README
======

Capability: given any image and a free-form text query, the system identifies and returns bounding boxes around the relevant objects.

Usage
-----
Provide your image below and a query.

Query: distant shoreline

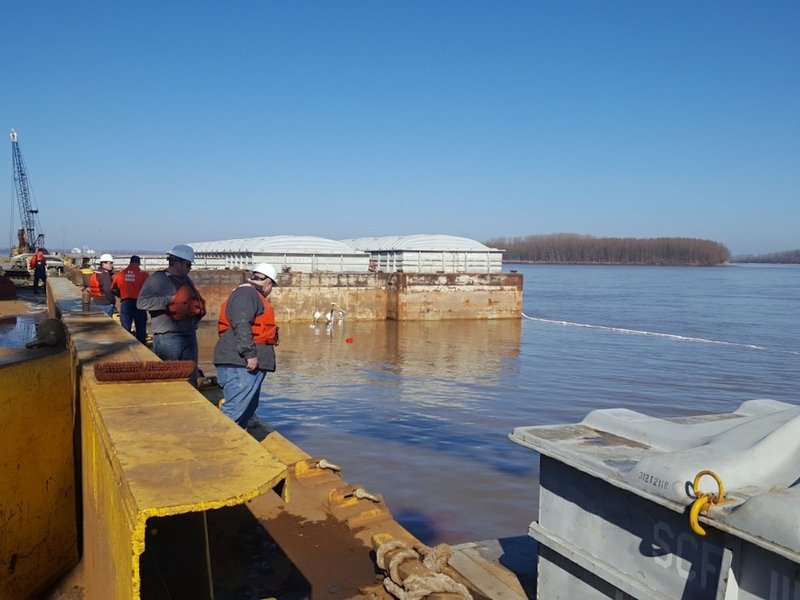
[502,260,731,267]
[504,260,798,266]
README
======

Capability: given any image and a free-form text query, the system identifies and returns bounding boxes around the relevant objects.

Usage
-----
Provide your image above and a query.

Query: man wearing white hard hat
[137,244,207,385]
[88,253,116,316]
[213,263,279,429]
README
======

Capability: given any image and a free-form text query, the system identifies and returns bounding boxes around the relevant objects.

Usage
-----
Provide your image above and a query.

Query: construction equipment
[10,129,45,255]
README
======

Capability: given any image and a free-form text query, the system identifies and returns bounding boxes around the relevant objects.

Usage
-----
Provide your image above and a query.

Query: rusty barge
[1,275,529,600]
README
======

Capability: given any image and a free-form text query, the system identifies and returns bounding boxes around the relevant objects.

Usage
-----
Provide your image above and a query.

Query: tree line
[732,249,800,264]
[484,234,731,266]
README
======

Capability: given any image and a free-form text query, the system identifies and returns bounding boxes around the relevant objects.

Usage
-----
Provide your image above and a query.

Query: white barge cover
[510,398,800,560]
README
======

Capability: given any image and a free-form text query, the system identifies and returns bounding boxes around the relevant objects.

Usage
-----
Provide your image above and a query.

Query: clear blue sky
[3,1,798,255]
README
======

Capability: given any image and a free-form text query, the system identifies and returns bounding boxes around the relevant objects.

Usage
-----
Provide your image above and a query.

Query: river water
[3,265,796,547]
[201,263,800,546]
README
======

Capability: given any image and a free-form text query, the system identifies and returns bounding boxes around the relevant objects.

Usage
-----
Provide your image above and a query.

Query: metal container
[509,399,800,599]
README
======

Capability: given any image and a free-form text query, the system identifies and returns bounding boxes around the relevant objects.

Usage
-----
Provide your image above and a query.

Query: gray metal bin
[509,399,800,600]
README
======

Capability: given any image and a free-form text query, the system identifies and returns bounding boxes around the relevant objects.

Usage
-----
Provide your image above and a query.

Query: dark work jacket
[213,283,276,371]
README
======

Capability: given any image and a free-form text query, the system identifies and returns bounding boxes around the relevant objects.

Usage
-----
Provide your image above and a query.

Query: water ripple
[521,312,800,354]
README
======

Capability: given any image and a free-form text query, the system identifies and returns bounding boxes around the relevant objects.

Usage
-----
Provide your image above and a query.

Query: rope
[375,539,473,600]
[420,543,452,572]
[388,549,419,584]
[383,573,472,600]
[376,539,408,570]
[202,511,215,600]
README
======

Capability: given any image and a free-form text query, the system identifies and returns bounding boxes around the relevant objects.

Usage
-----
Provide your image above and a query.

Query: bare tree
[486,234,731,266]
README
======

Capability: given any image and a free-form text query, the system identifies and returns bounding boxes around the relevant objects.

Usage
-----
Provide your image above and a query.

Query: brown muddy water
[197,318,539,547]
[0,292,540,547]
[194,263,800,548]
[8,263,794,551]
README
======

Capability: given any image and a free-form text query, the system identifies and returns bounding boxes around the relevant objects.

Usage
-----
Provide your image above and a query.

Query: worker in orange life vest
[88,254,116,316]
[213,262,279,429]
[29,248,47,295]
[112,255,149,343]
[136,244,206,386]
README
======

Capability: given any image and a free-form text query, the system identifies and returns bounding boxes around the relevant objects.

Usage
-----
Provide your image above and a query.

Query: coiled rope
[375,539,473,600]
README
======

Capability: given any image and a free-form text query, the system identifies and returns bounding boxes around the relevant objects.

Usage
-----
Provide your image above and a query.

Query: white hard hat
[167,244,195,263]
[251,263,278,285]
[100,253,114,262]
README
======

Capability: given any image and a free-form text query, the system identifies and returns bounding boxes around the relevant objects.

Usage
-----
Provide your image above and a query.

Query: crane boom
[10,129,45,255]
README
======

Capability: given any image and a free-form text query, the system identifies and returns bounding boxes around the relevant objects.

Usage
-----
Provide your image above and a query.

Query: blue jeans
[153,333,198,386]
[97,303,114,316]
[216,366,266,427]
[120,299,148,343]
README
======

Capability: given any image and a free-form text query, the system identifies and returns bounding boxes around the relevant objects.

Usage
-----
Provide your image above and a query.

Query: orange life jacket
[217,285,278,344]
[113,265,148,300]
[29,252,46,270]
[168,283,206,321]
[88,271,107,298]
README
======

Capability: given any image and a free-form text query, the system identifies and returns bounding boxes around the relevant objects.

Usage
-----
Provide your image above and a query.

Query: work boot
[245,416,274,442]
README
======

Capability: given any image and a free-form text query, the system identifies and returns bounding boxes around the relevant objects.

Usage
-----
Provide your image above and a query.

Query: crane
[10,129,45,255]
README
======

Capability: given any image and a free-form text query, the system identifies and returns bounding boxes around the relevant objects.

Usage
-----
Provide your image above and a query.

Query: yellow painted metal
[80,379,287,598]
[0,348,78,599]
[46,278,288,599]
[260,430,313,468]
[29,277,523,599]
[689,470,726,536]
